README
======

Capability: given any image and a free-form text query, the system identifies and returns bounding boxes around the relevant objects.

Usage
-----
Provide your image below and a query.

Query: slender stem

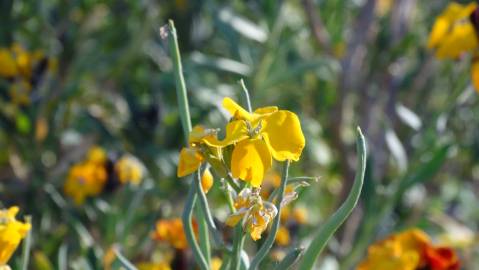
[196,169,224,247]
[231,225,246,270]
[249,160,290,270]
[21,216,32,270]
[298,127,367,270]
[167,19,211,267]
[239,79,253,113]
[182,181,209,270]
[225,174,242,193]
[168,20,192,140]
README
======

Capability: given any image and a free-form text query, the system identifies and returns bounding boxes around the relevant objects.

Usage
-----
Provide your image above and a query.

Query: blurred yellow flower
[0,206,31,268]
[115,155,143,185]
[205,97,305,187]
[0,48,18,77]
[86,146,107,164]
[151,218,195,250]
[428,2,478,59]
[211,257,222,270]
[275,226,290,246]
[292,206,308,225]
[177,125,218,177]
[136,262,171,270]
[225,188,277,241]
[63,160,107,204]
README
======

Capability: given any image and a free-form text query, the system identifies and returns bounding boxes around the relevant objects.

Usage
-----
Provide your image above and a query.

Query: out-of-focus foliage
[0,0,478,269]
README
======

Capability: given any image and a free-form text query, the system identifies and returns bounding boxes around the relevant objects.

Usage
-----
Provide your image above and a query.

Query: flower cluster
[0,206,31,270]
[64,146,144,204]
[177,97,306,240]
[357,229,460,270]
[0,44,55,105]
[428,2,479,92]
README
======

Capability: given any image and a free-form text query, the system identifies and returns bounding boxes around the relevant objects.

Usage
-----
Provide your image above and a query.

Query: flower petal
[177,148,203,177]
[231,139,272,187]
[222,97,252,121]
[253,106,278,115]
[203,120,249,147]
[262,110,305,161]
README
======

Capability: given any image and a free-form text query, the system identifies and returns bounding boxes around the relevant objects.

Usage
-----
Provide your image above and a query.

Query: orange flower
[151,218,196,250]
[424,246,460,270]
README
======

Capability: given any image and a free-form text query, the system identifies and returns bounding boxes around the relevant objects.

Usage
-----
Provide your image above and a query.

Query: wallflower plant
[155,20,368,270]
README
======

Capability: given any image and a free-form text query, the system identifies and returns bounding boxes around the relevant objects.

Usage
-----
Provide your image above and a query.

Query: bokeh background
[0,0,478,269]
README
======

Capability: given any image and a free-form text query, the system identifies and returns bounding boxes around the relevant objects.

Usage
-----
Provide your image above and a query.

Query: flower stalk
[167,19,211,269]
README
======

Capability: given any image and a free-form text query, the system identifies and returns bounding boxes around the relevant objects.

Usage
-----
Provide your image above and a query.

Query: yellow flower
[151,218,195,250]
[275,226,290,246]
[137,262,172,270]
[115,155,143,185]
[201,168,214,193]
[211,257,222,270]
[0,48,18,77]
[205,98,305,187]
[0,206,31,268]
[177,125,218,177]
[63,161,107,204]
[225,188,278,241]
[86,146,107,164]
[428,2,478,59]
[292,206,308,225]
[357,229,430,270]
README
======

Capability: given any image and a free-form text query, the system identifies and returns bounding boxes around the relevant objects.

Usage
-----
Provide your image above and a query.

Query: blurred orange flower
[151,218,196,250]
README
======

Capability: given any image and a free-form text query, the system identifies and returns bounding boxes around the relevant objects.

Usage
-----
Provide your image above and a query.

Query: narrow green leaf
[277,248,304,270]
[298,127,367,270]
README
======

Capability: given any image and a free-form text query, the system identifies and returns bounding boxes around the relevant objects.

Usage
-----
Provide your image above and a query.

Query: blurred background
[0,0,478,269]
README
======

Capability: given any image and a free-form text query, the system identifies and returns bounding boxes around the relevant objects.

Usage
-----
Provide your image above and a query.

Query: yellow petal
[253,106,278,115]
[222,97,252,121]
[177,148,203,177]
[0,49,18,77]
[225,211,246,227]
[231,139,272,187]
[435,22,478,59]
[203,120,249,147]
[262,110,305,161]
[189,125,217,145]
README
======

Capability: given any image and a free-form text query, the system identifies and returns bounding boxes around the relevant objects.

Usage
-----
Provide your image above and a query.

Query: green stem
[21,216,32,270]
[182,181,209,270]
[239,79,253,113]
[167,19,211,267]
[231,225,246,270]
[248,160,290,270]
[298,127,367,270]
[168,20,192,139]
[196,168,224,247]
